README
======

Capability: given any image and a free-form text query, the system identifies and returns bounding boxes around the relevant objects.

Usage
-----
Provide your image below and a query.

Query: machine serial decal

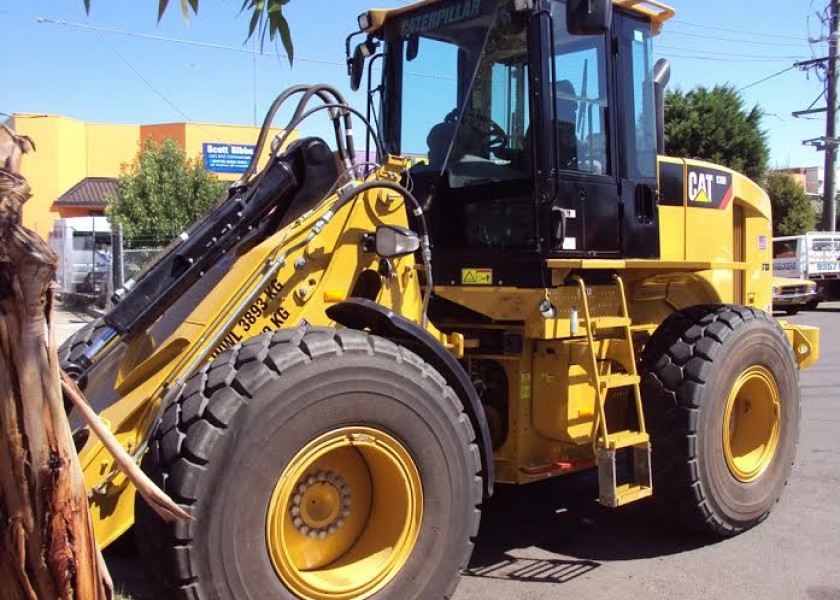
[461,268,493,285]
[687,166,733,210]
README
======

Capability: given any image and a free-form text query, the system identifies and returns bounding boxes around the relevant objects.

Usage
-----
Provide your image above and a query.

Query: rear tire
[784,307,800,316]
[135,327,482,600]
[640,305,800,536]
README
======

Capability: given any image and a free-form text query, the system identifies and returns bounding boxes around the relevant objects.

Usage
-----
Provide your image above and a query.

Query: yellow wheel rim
[722,366,781,482]
[266,427,423,600]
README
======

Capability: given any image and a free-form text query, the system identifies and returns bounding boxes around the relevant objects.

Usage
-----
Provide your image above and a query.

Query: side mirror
[406,35,419,62]
[566,0,612,35]
[349,37,380,92]
[375,225,420,258]
[350,43,366,91]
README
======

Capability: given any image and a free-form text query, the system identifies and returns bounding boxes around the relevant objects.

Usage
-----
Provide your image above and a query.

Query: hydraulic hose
[331,180,433,327]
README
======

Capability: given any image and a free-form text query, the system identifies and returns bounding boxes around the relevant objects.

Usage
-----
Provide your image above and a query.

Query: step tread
[603,429,649,449]
[606,483,653,507]
[602,373,641,389]
[589,316,632,329]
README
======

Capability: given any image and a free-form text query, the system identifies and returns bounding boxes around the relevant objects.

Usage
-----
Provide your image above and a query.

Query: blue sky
[0,0,831,169]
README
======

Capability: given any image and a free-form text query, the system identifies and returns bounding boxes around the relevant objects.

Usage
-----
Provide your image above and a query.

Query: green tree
[665,85,770,182]
[107,137,225,244]
[82,0,295,63]
[765,171,818,236]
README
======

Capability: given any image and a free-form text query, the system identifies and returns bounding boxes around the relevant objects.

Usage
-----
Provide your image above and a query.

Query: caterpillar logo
[688,172,714,203]
[400,0,483,38]
[687,167,733,210]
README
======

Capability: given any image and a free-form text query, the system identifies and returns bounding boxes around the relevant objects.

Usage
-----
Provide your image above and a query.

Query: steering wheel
[444,109,509,156]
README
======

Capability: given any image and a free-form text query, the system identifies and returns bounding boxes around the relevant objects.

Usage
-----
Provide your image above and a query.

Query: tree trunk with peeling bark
[0,134,112,600]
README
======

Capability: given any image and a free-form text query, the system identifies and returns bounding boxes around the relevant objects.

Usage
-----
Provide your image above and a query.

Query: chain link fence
[50,220,169,310]
[122,247,164,282]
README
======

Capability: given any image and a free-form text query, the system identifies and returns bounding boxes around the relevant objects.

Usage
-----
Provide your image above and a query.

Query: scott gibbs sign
[202,143,255,174]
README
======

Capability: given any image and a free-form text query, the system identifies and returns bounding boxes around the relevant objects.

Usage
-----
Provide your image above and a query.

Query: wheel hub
[291,471,351,538]
[266,427,423,600]
[723,365,781,482]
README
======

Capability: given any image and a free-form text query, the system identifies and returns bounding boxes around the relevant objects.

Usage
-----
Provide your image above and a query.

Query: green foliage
[765,171,818,236]
[82,1,294,65]
[665,85,770,182]
[107,137,225,245]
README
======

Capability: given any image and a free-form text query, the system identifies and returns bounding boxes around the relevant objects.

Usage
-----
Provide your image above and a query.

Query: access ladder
[572,274,652,507]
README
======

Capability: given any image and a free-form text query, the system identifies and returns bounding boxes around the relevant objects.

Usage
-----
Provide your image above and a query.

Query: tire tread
[641,304,799,537]
[136,327,482,599]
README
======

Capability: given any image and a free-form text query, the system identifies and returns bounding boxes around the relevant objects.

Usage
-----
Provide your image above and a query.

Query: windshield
[382,0,531,189]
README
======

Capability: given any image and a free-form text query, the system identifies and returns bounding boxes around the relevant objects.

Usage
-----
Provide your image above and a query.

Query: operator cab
[356,0,669,287]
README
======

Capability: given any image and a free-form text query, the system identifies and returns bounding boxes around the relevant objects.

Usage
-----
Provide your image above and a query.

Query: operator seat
[425,110,484,169]
[554,79,579,170]
[520,79,579,172]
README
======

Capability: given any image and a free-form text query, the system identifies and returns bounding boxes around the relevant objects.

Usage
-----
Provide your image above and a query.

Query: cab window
[550,1,610,175]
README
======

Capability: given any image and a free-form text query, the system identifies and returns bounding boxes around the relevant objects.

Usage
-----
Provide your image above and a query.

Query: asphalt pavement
[70,304,838,600]
[455,305,840,600]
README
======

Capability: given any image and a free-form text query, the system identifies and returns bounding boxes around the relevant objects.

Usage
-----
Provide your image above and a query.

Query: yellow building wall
[8,113,295,238]
[13,114,88,237]
[86,123,140,177]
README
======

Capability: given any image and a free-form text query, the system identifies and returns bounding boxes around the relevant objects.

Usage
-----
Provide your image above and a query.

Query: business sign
[202,143,255,174]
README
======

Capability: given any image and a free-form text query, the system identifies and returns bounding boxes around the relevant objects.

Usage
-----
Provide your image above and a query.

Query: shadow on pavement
[468,469,716,583]
[105,537,155,600]
[466,554,600,584]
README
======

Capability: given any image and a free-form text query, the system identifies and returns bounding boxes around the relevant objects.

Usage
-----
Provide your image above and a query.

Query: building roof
[54,177,118,208]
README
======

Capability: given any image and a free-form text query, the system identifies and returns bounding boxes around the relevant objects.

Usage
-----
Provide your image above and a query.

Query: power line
[35,17,346,68]
[657,52,805,64]
[35,15,457,82]
[737,65,797,92]
[658,44,807,61]
[107,43,215,136]
[672,20,806,41]
[665,29,812,48]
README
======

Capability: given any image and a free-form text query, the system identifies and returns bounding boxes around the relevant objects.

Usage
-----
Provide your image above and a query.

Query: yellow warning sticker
[461,268,493,285]
[520,372,532,399]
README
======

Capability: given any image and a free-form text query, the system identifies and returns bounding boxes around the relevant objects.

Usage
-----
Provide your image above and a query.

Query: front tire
[136,327,482,600]
[640,305,800,536]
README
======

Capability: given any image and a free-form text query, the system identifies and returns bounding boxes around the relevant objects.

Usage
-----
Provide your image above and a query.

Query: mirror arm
[345,30,365,76]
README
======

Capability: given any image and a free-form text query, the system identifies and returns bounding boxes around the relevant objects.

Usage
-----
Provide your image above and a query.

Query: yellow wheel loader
[60,0,820,598]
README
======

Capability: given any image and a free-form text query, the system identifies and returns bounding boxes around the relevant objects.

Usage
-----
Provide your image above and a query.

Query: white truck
[773,231,840,309]
[48,216,112,298]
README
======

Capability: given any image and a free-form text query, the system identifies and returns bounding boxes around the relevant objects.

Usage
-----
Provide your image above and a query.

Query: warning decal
[687,166,733,210]
[461,268,493,285]
[520,372,532,399]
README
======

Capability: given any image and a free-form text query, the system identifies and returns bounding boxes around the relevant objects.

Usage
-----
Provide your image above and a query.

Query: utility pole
[823,0,839,231]
[796,0,840,231]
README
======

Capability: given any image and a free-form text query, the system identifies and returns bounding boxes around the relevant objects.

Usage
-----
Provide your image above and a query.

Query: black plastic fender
[326,297,494,498]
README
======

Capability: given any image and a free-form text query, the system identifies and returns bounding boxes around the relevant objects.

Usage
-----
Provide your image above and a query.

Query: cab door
[542,0,620,256]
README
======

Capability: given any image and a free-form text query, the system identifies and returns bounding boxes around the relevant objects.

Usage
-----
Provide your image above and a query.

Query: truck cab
[773,231,840,306]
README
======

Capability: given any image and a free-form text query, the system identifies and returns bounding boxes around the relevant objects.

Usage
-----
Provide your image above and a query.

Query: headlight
[807,282,817,292]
